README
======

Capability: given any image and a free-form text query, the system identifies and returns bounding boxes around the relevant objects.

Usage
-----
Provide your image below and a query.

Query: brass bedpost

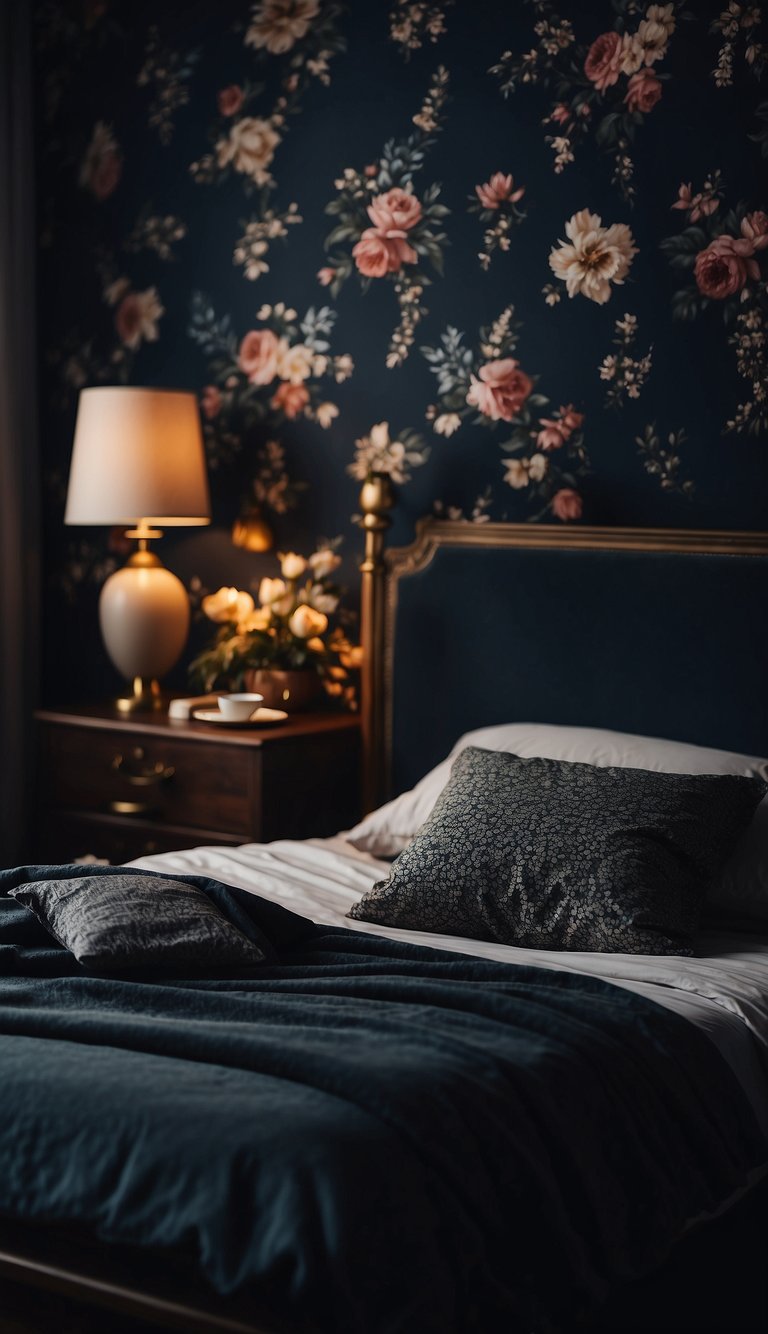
[359,473,395,814]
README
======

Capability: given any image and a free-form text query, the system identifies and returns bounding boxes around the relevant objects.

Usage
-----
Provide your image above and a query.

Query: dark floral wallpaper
[34,0,768,702]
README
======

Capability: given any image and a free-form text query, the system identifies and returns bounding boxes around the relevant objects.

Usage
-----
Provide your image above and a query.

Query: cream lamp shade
[65,386,210,527]
[65,386,211,712]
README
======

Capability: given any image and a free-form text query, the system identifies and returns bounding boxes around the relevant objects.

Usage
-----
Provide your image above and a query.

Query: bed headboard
[358,477,768,811]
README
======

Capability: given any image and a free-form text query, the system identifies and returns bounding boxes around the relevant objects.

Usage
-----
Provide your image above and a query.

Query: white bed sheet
[131,836,768,1139]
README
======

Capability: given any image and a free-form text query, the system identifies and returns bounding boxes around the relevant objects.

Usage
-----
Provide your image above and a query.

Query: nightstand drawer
[42,725,255,836]
[38,812,244,864]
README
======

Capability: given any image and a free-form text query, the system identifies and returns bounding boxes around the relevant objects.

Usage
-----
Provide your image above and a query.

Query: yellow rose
[279,551,308,580]
[202,587,254,624]
[258,576,287,606]
[238,608,271,633]
[289,605,328,639]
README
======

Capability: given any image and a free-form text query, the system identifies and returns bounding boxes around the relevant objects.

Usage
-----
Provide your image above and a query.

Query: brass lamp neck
[126,547,163,570]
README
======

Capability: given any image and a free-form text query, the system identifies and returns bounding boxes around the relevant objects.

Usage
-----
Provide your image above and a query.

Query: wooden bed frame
[2,487,768,1332]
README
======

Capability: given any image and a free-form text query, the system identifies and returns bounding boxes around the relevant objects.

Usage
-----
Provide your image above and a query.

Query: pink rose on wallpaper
[584,31,623,91]
[475,172,525,210]
[741,211,768,250]
[558,405,584,434]
[352,228,416,278]
[238,328,280,384]
[218,85,244,117]
[536,420,567,451]
[367,188,422,232]
[271,382,310,418]
[694,235,760,299]
[201,385,222,419]
[317,267,335,286]
[552,488,583,522]
[624,69,662,114]
[672,182,719,222]
[466,358,533,422]
[79,121,122,201]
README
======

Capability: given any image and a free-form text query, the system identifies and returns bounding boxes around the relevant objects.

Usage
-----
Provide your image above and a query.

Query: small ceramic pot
[243,669,322,713]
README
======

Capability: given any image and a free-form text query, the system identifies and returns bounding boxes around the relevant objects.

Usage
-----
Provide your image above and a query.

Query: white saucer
[192,707,289,727]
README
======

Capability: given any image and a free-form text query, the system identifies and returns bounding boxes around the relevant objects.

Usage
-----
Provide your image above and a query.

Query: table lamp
[65,386,211,712]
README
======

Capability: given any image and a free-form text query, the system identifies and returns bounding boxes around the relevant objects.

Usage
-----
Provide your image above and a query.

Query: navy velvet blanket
[1,863,765,1334]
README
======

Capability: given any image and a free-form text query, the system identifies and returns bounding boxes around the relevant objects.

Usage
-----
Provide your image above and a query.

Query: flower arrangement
[189,546,360,705]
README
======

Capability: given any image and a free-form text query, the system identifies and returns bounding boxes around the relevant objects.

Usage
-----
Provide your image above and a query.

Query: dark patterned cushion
[9,874,265,973]
[348,748,767,956]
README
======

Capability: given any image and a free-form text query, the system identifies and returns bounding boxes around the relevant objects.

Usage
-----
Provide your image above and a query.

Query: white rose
[307,585,339,614]
[215,117,280,185]
[309,548,341,579]
[315,401,339,429]
[258,576,288,606]
[434,413,462,437]
[275,339,314,384]
[238,608,271,633]
[289,605,328,639]
[528,452,548,481]
[501,458,530,490]
[280,552,308,580]
[202,587,255,623]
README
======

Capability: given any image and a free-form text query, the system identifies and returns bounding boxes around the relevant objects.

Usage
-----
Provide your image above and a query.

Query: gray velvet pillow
[9,874,265,973]
[348,747,767,956]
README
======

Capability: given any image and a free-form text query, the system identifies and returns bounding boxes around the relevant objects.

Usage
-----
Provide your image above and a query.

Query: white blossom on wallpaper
[549,209,638,303]
[599,314,653,408]
[321,65,450,367]
[710,4,765,85]
[348,422,430,485]
[389,1,454,58]
[138,24,199,145]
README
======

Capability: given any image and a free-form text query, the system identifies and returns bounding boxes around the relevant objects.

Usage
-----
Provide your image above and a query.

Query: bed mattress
[132,835,768,1140]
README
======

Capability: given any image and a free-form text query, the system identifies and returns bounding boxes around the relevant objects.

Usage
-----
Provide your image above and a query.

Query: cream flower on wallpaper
[245,0,320,55]
[215,117,280,185]
[549,209,637,304]
[347,421,429,486]
[275,339,314,383]
[114,287,164,349]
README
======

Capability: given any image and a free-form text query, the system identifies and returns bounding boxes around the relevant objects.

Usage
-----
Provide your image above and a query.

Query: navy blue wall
[34,0,768,702]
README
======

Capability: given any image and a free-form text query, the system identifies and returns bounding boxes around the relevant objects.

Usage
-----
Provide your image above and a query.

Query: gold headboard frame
[358,476,768,813]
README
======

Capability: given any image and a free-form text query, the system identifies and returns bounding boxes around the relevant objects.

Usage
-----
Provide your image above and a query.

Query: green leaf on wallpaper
[325,224,358,247]
[670,289,702,321]
[594,112,623,148]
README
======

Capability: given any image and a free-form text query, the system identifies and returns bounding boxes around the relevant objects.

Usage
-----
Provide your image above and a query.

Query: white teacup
[217,692,264,722]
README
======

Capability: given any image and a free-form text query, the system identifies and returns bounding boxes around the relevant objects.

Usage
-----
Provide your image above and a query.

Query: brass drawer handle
[108,799,153,817]
[111,748,175,787]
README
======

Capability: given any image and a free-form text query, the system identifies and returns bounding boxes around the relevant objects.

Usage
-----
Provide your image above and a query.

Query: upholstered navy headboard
[370,522,768,801]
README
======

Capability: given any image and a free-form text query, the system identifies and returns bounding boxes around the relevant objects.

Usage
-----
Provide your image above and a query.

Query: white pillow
[347,720,768,857]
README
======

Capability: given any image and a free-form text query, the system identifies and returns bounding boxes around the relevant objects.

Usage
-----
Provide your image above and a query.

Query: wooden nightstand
[33,705,361,864]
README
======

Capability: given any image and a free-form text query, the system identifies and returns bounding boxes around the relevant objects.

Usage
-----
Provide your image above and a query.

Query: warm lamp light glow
[232,507,274,552]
